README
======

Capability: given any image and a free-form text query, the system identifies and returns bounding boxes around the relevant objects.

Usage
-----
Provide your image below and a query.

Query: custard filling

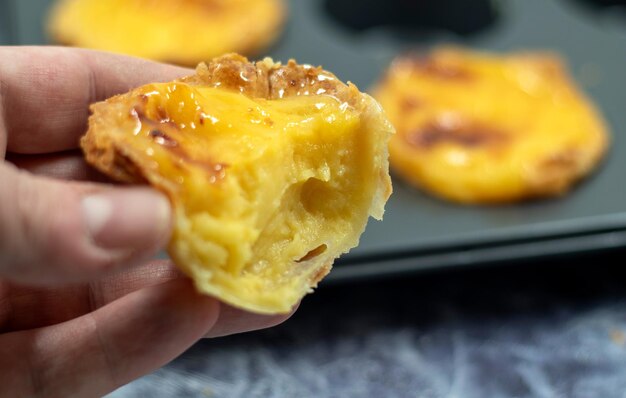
[107,83,376,311]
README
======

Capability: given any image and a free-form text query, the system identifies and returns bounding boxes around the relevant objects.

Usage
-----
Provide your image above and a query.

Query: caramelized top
[84,54,367,192]
[115,82,359,205]
[184,55,359,104]
[405,114,508,149]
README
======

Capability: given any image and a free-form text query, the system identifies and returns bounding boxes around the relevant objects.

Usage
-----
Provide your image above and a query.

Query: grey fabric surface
[110,251,626,398]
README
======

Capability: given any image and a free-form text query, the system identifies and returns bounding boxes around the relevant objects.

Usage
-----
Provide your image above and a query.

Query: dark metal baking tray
[3,0,626,280]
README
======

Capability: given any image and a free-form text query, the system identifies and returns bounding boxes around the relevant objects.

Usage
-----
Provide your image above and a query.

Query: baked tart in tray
[48,0,286,65]
[375,47,609,204]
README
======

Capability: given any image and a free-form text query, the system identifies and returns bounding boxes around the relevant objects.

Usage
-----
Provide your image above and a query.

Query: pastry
[48,0,286,65]
[81,54,394,314]
[374,47,609,204]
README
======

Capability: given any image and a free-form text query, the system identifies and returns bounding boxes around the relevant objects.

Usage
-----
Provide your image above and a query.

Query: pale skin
[0,47,294,397]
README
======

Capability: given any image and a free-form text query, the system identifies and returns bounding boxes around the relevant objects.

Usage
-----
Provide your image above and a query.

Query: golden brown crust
[81,129,146,184]
[308,260,333,286]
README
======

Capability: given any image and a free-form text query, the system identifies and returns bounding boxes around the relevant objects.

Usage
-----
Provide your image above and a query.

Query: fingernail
[82,188,172,250]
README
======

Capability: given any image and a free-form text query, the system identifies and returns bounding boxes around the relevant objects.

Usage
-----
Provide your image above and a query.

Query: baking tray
[3,0,626,281]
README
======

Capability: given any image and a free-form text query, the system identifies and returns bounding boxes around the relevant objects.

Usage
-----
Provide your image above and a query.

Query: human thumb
[0,163,172,285]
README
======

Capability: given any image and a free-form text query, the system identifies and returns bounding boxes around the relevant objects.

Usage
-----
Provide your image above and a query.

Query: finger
[206,302,298,338]
[0,260,180,332]
[0,163,172,285]
[6,151,111,182]
[0,279,220,398]
[0,46,191,155]
[2,258,296,337]
[1,258,295,337]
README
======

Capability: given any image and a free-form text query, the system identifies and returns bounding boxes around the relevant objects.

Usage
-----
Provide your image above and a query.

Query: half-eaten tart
[81,54,394,314]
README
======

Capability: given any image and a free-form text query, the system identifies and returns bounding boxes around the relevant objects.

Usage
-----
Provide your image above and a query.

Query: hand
[0,47,293,397]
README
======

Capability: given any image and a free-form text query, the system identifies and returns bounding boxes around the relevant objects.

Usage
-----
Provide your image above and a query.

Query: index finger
[0,46,191,155]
